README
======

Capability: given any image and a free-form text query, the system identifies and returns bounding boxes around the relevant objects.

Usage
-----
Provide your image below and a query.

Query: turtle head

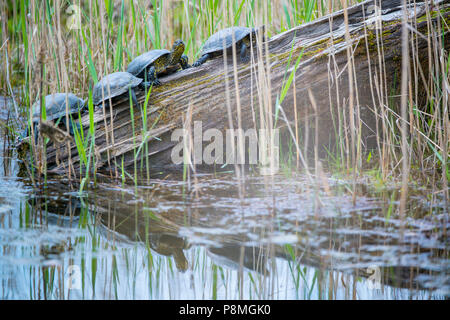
[252,25,266,42]
[170,39,185,65]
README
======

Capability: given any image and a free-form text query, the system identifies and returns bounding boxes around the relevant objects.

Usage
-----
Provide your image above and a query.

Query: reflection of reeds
[6,162,444,300]
[16,180,446,299]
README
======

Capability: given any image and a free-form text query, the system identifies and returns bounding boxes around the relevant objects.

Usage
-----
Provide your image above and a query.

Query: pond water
[0,99,448,299]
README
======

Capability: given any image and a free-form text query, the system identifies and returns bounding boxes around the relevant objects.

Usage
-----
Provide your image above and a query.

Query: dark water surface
[0,98,448,299]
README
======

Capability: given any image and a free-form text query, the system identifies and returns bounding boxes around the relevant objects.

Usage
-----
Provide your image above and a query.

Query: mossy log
[43,0,449,176]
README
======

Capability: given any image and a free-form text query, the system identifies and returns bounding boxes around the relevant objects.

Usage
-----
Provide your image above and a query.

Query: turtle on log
[16,92,84,153]
[93,72,151,109]
[32,93,85,133]
[127,39,190,86]
[192,26,264,67]
[28,93,85,139]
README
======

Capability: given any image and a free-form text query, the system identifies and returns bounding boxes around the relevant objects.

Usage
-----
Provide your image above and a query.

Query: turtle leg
[59,117,76,136]
[140,81,153,90]
[129,87,140,109]
[66,118,81,136]
[192,54,209,67]
[147,66,161,87]
[72,122,81,136]
[240,41,250,63]
[33,122,39,145]
[60,117,68,134]
[180,54,191,69]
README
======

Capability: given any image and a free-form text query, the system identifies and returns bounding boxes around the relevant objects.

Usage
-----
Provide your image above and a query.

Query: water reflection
[0,97,448,299]
[0,172,445,299]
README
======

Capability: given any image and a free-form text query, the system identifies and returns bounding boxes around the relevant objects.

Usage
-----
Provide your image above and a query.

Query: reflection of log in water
[28,184,191,272]
[30,179,448,292]
[37,0,450,175]
[100,210,191,272]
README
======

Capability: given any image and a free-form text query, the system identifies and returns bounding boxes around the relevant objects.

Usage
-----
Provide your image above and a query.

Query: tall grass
[1,0,357,105]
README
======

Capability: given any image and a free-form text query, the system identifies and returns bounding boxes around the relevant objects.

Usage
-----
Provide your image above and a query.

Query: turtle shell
[93,72,142,106]
[126,49,171,77]
[200,27,253,55]
[32,93,85,123]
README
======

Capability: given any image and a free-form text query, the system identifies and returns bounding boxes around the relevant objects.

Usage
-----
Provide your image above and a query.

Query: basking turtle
[93,72,150,109]
[192,27,259,67]
[192,26,264,67]
[27,93,85,139]
[16,93,84,152]
[32,93,85,125]
[127,39,190,86]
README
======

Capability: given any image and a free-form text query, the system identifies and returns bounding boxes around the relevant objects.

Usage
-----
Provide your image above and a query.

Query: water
[0,98,448,299]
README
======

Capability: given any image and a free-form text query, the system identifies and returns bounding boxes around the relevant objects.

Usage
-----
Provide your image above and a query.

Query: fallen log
[41,0,449,177]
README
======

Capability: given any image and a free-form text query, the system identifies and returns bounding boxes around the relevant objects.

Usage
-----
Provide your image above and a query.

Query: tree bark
[42,0,449,176]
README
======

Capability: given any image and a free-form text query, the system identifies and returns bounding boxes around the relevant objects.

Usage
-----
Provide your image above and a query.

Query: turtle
[23,93,86,143]
[192,26,264,67]
[126,39,190,86]
[93,71,150,109]
[32,93,85,126]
